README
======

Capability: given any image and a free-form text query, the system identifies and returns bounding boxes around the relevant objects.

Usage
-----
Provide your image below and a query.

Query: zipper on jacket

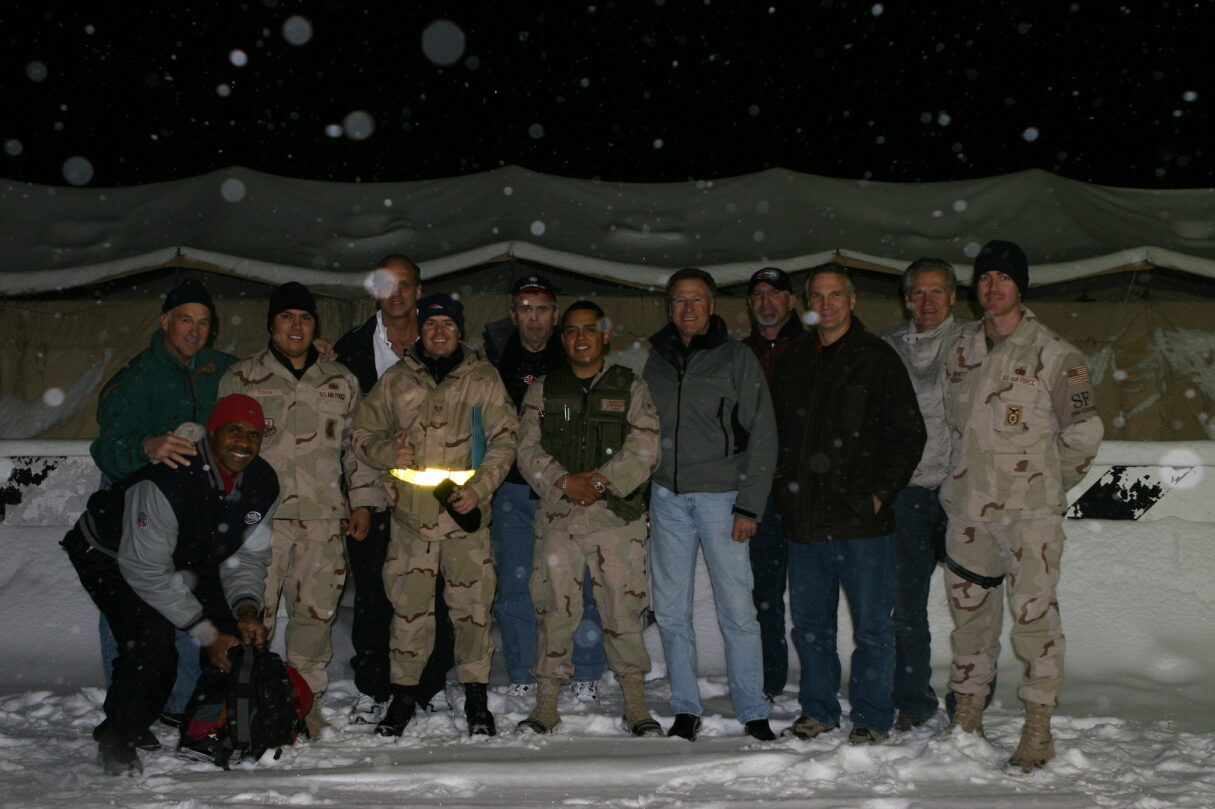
[673,361,686,494]
[185,365,199,422]
[716,398,729,458]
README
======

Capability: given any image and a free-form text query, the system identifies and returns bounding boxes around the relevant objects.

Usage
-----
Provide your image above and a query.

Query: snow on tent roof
[3,165,1215,295]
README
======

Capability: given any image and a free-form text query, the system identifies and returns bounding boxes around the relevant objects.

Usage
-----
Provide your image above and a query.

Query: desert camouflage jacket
[351,342,518,541]
[219,348,382,520]
[940,306,1104,522]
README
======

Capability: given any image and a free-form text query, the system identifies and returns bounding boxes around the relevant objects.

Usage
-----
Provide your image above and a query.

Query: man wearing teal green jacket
[89,278,238,735]
[91,279,238,482]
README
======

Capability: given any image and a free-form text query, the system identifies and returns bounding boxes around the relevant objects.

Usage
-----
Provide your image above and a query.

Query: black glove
[433,478,481,533]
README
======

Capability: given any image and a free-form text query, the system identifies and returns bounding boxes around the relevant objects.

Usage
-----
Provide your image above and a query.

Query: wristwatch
[591,476,607,494]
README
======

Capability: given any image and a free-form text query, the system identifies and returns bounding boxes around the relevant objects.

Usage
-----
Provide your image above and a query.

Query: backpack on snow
[181,644,312,769]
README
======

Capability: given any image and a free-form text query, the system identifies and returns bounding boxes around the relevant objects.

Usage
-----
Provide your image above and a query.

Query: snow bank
[3,440,1215,806]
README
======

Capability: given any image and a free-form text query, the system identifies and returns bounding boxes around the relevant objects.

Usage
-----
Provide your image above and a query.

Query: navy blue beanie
[416,293,465,335]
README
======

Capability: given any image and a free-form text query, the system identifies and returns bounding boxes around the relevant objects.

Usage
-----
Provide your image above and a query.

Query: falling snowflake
[282,16,313,46]
[421,19,466,66]
[62,156,94,186]
[220,178,246,202]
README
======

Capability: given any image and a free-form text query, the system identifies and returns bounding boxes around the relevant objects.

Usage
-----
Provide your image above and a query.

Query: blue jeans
[749,494,789,698]
[892,487,942,719]
[788,534,896,733]
[649,484,769,724]
[100,614,199,714]
[490,481,605,684]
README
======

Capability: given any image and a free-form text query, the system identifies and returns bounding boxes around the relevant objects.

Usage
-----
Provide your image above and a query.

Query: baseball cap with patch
[510,274,559,300]
[747,266,793,295]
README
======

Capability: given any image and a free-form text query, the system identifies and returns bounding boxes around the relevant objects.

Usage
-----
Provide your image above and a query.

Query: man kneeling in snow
[62,394,280,775]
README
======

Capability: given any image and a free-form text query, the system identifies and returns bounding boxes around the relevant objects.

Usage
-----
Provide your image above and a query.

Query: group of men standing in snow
[64,239,1102,777]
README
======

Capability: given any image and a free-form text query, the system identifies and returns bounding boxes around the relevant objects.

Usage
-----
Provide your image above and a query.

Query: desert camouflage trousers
[530,518,651,682]
[944,516,1066,706]
[385,527,496,685]
[264,518,347,695]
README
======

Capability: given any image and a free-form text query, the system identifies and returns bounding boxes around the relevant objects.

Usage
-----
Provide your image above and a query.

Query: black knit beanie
[973,240,1029,296]
[162,279,216,316]
[267,281,318,331]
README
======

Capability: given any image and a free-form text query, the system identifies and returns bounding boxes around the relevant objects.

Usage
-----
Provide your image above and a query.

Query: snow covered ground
[2,444,1214,807]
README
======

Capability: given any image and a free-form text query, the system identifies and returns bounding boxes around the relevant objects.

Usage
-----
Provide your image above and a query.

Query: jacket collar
[812,315,867,352]
[650,313,730,354]
[901,314,956,343]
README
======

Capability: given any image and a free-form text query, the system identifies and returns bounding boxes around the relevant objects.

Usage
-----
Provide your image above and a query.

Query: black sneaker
[176,733,221,764]
[97,738,141,776]
[134,727,161,751]
[744,719,776,741]
[375,685,417,737]
[666,713,701,741]
[463,682,497,737]
[158,711,186,729]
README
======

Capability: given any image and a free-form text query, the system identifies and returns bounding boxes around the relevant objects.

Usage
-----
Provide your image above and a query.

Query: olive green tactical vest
[540,363,646,522]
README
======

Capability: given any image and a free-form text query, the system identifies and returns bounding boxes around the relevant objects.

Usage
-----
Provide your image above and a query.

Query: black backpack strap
[226,645,258,751]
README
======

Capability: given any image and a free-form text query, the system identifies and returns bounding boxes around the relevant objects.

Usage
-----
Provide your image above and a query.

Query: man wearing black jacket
[772,263,926,745]
[62,394,279,775]
[334,254,455,722]
[741,266,804,702]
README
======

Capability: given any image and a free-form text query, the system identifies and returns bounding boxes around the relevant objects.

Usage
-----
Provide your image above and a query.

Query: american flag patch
[136,510,147,528]
[1067,366,1090,385]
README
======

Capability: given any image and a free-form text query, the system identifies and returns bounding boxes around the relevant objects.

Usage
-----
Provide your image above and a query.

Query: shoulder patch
[1067,366,1090,385]
[244,511,263,525]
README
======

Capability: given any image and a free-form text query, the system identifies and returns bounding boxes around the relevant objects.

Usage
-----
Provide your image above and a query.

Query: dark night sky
[3,1,1213,189]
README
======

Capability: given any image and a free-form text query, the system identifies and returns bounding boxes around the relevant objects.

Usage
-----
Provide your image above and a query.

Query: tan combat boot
[1009,702,1055,772]
[618,671,662,737]
[304,698,328,738]
[948,692,986,736]
[517,677,562,734]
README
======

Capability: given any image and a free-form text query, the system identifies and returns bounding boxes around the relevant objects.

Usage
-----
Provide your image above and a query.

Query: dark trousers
[345,510,455,703]
[63,529,232,748]
[748,494,789,698]
[892,486,943,719]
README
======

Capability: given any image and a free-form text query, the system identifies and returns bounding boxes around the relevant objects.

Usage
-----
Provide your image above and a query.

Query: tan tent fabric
[2,270,1210,441]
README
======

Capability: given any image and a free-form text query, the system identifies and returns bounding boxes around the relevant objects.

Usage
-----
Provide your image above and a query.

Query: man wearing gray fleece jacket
[879,258,969,731]
[643,268,778,743]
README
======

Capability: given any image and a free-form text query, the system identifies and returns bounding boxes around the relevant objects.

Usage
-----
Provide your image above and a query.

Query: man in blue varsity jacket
[62,394,280,776]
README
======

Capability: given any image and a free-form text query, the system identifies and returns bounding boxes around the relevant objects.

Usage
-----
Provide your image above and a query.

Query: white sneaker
[506,682,537,697]
[570,680,599,703]
[349,693,386,724]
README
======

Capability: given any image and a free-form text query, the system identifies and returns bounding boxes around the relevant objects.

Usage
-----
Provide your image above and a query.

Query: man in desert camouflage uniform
[515,301,662,736]
[218,282,381,734]
[940,240,1103,771]
[352,293,518,738]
